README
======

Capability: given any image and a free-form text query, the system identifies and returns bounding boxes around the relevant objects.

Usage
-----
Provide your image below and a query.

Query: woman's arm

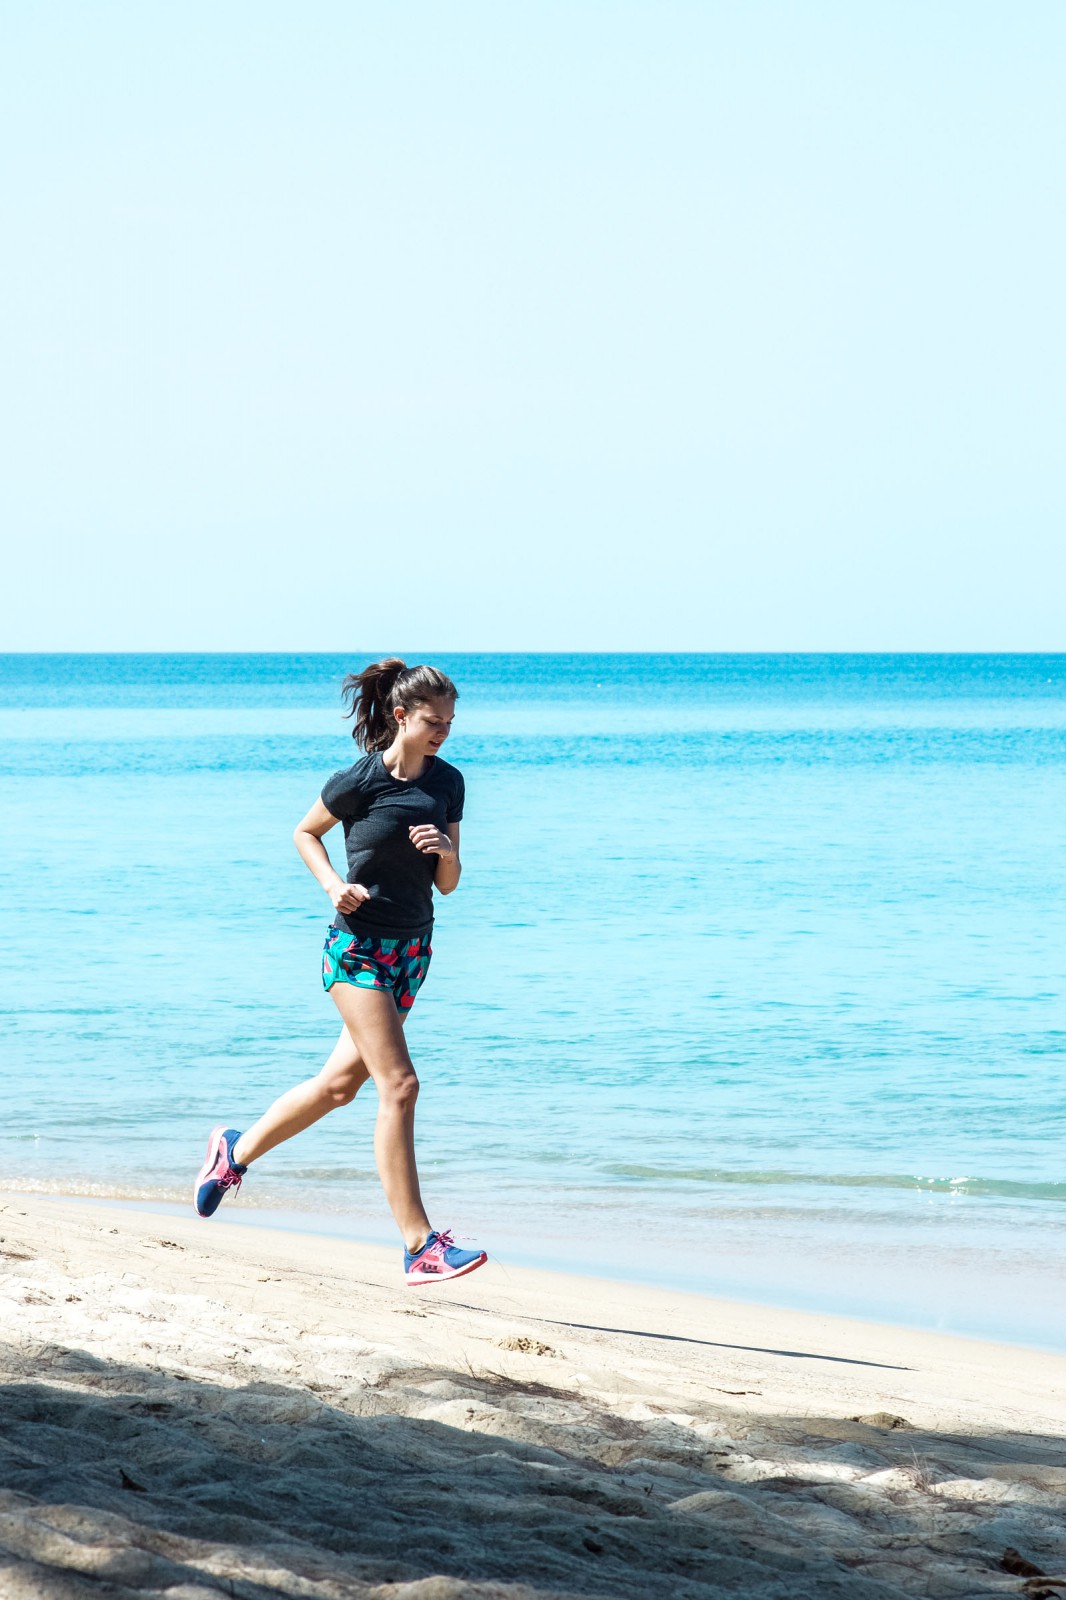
[294,799,371,915]
[409,822,462,895]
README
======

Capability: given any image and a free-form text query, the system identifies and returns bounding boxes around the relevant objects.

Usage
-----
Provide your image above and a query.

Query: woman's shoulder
[324,750,377,783]
[432,754,464,788]
[321,751,378,813]
[433,757,464,823]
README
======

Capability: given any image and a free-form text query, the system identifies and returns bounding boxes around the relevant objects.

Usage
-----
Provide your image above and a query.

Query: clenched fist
[409,825,455,857]
[329,880,372,914]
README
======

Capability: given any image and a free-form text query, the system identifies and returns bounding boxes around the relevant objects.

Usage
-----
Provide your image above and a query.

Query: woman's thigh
[329,983,416,1090]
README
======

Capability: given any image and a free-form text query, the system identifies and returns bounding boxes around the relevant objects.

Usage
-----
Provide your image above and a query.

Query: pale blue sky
[2,1,1063,650]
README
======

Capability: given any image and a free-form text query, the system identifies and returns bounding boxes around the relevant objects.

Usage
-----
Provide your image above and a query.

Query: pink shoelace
[413,1229,462,1260]
[217,1167,243,1193]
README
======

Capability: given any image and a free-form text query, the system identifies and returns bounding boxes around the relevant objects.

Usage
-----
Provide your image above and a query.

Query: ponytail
[341,658,458,750]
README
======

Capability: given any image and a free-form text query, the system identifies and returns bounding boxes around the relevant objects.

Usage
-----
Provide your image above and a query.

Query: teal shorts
[322,925,432,1015]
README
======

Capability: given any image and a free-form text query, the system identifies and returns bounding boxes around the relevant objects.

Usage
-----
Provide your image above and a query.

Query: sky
[2,1,1064,651]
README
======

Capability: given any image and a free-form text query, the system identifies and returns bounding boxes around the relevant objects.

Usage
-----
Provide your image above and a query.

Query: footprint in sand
[496,1335,560,1357]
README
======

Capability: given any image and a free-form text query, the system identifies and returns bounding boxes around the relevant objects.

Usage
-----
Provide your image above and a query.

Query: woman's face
[398,695,455,754]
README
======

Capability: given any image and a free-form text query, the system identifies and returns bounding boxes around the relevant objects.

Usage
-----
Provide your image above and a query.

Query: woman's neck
[382,739,429,782]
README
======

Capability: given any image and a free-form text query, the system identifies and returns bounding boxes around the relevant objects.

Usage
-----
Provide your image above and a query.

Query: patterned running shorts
[321,924,432,1015]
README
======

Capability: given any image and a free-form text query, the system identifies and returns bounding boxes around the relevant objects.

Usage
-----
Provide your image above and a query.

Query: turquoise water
[2,654,1064,1347]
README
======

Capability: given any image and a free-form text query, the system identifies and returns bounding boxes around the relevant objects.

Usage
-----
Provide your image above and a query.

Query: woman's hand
[409,824,455,857]
[329,880,372,913]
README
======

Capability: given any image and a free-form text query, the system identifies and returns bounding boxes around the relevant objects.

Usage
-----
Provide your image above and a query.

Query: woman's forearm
[434,852,461,894]
[294,827,346,895]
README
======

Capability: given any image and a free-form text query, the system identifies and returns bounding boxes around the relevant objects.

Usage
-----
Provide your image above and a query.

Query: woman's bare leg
[327,983,432,1252]
[232,1024,370,1166]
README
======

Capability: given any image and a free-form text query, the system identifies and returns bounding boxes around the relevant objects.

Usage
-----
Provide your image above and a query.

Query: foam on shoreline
[11,1181,1066,1355]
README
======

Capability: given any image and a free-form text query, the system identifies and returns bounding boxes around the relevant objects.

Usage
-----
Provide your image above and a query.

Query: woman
[194,658,487,1286]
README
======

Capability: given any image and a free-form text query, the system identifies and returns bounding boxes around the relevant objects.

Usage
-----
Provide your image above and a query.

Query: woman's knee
[380,1071,420,1112]
[318,1070,366,1107]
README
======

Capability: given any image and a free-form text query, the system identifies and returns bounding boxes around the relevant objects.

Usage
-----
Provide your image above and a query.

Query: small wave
[0,1174,370,1210]
[0,1177,191,1205]
[601,1165,1066,1202]
[273,1167,377,1183]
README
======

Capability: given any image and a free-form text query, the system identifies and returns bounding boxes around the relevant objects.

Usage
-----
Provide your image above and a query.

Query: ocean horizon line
[3,648,1066,659]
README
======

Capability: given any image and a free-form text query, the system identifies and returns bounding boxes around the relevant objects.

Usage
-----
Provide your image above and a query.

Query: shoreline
[13,1182,1066,1358]
[2,1191,1065,1597]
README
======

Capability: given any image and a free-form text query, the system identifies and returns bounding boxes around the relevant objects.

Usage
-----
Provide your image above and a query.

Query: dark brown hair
[341,659,458,751]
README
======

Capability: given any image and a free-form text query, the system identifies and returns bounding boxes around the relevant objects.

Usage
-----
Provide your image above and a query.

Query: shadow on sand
[1,1339,1063,1599]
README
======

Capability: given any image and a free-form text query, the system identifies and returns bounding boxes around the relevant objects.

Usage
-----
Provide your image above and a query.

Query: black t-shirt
[320,751,465,937]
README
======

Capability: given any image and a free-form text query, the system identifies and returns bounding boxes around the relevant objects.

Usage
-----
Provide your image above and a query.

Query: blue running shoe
[404,1229,487,1286]
[195,1126,247,1217]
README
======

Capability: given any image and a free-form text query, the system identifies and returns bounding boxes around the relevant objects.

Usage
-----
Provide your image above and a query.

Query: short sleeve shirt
[321,751,465,937]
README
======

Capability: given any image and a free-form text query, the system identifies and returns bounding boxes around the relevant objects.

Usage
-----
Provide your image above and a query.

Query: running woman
[194,659,487,1286]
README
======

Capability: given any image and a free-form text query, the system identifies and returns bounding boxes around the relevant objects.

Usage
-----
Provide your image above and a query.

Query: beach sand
[1,1194,1064,1599]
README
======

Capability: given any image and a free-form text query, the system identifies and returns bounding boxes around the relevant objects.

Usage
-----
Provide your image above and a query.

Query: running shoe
[194,1126,247,1218]
[403,1229,487,1286]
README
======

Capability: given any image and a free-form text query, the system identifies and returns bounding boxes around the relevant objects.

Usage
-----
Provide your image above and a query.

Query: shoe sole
[404,1252,487,1287]
[194,1126,227,1216]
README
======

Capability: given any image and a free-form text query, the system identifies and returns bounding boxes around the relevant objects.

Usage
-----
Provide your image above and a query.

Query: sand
[1,1194,1064,1599]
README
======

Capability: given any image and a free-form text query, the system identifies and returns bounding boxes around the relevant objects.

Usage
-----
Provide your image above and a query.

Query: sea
[1,653,1064,1349]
